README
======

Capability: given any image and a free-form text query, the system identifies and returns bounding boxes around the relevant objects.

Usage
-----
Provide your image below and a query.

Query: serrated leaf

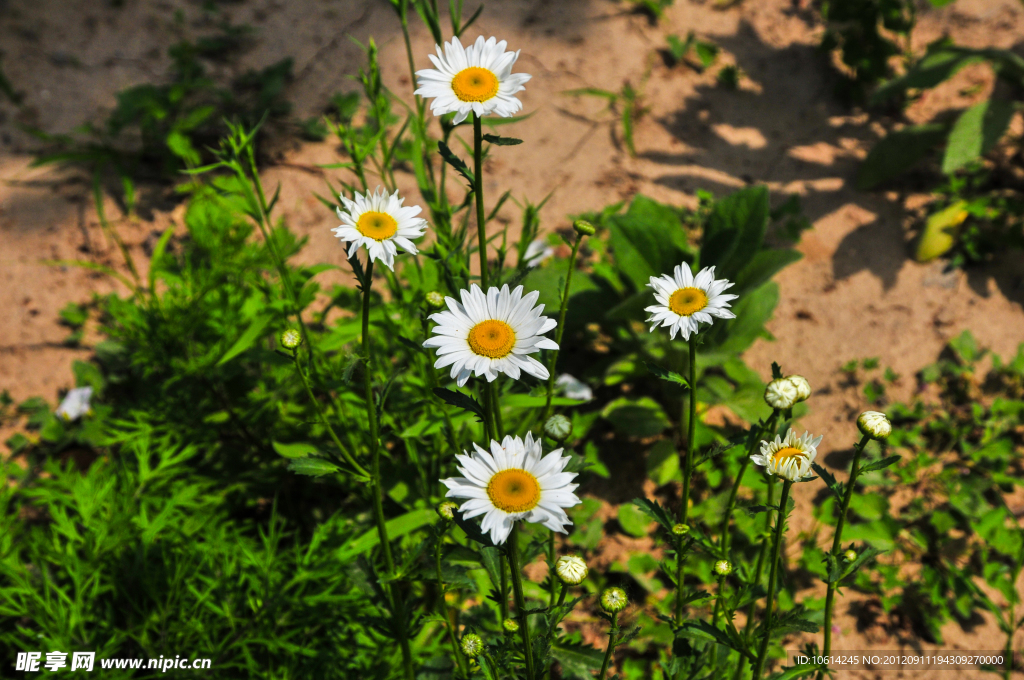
[645,362,690,388]
[272,441,318,459]
[286,457,340,477]
[767,663,823,680]
[438,141,474,185]
[551,641,604,679]
[858,455,901,475]
[811,463,843,502]
[432,388,485,423]
[633,497,676,530]
[482,133,523,146]
[676,620,748,656]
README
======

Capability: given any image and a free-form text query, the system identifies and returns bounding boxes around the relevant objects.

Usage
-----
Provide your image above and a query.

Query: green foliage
[666,33,720,71]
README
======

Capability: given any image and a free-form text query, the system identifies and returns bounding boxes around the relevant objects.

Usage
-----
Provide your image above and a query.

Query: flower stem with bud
[507,526,536,680]
[751,479,793,680]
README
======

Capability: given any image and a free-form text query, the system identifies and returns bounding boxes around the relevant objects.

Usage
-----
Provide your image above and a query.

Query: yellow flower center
[487,469,541,513]
[467,320,516,358]
[451,67,500,103]
[356,211,398,241]
[668,287,709,316]
[773,446,807,464]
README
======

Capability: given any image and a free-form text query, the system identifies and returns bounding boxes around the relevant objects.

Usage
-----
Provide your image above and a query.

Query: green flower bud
[843,549,857,562]
[280,329,302,350]
[555,555,588,585]
[544,414,572,442]
[600,587,628,613]
[425,291,446,309]
[437,501,459,521]
[671,523,690,537]
[714,560,732,576]
[460,633,483,658]
[503,618,519,633]
[573,219,596,236]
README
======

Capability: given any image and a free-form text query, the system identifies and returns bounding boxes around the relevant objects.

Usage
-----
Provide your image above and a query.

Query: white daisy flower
[442,432,580,544]
[414,36,531,125]
[55,386,93,421]
[556,373,593,401]
[645,264,738,340]
[423,284,558,387]
[751,428,823,482]
[332,186,428,271]
[857,411,892,440]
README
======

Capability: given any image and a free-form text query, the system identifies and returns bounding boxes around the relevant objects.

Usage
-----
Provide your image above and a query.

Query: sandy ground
[2,0,1024,676]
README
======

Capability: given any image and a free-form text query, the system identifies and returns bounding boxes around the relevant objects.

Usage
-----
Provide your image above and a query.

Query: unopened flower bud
[857,411,891,440]
[280,329,302,350]
[843,549,857,562]
[425,291,446,309]
[764,377,799,410]
[437,501,459,521]
[787,375,811,403]
[555,555,588,585]
[573,219,596,236]
[460,633,483,658]
[544,414,572,442]
[503,618,519,633]
[600,587,628,613]
[714,560,732,576]
[671,523,690,537]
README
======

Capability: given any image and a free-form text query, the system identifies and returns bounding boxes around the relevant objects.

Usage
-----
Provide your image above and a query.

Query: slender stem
[598,612,619,680]
[436,530,469,677]
[751,480,793,680]
[822,434,871,660]
[680,333,698,523]
[541,234,584,422]
[720,411,779,556]
[507,527,537,680]
[674,534,686,625]
[547,532,557,608]
[490,381,505,438]
[742,475,776,649]
[291,354,369,478]
[499,557,509,623]
[473,113,488,288]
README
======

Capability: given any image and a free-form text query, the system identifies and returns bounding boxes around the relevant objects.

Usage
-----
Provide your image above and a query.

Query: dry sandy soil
[2,0,1024,676]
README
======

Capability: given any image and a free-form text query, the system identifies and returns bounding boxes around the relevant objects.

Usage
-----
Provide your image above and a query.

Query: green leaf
[618,503,652,537]
[632,497,676,530]
[645,362,689,388]
[500,394,584,408]
[218,314,273,365]
[942,98,1015,174]
[433,388,485,423]
[551,641,604,679]
[337,508,436,562]
[602,397,669,437]
[915,200,968,262]
[811,463,843,502]
[829,546,885,584]
[767,663,823,680]
[272,441,319,459]
[606,195,691,289]
[646,440,681,485]
[482,133,523,146]
[857,124,947,189]
[676,620,748,656]
[437,141,474,185]
[872,47,983,104]
[700,185,769,282]
[286,457,341,477]
[732,248,802,297]
[858,455,901,475]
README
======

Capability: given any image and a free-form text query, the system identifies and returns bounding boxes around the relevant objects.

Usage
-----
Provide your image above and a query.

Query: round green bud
[857,411,892,440]
[437,501,459,521]
[600,587,628,614]
[671,523,690,537]
[573,219,596,236]
[503,618,519,633]
[714,560,732,576]
[460,633,483,658]
[555,555,588,585]
[544,414,572,442]
[843,549,857,562]
[280,329,302,350]
[425,291,446,309]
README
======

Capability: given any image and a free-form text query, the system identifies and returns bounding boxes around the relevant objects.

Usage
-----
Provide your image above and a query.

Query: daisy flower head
[332,186,428,271]
[441,432,580,545]
[751,428,823,482]
[414,36,531,125]
[423,284,558,387]
[645,264,738,340]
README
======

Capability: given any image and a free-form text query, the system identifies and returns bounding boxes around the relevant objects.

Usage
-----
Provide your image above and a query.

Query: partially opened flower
[441,432,580,544]
[752,428,823,482]
[645,264,738,340]
[423,284,557,387]
[332,187,428,270]
[857,411,891,440]
[415,36,531,125]
[55,387,93,422]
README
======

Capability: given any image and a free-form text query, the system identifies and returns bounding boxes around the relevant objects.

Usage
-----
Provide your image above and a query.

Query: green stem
[436,530,469,677]
[822,434,870,661]
[547,531,557,608]
[751,480,793,680]
[541,234,584,422]
[720,411,779,556]
[473,113,488,288]
[490,381,505,438]
[741,475,776,651]
[674,534,686,625]
[673,333,698,624]
[291,354,368,478]
[507,527,537,680]
[598,612,619,680]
